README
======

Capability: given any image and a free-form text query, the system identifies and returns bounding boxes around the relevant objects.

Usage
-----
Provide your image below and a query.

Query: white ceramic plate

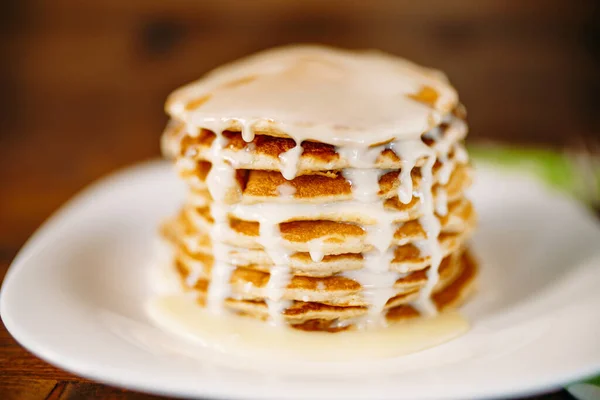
[2,161,600,400]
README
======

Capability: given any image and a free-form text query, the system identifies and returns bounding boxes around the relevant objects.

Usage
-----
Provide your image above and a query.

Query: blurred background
[1,0,599,254]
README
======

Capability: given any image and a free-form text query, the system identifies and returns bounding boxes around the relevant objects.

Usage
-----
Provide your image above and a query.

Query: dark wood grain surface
[1,0,597,398]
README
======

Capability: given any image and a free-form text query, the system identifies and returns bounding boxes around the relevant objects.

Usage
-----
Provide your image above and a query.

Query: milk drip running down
[161,44,477,331]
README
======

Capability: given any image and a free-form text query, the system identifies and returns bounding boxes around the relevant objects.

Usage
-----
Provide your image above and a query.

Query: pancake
[157,44,478,332]
[163,111,468,174]
[166,223,472,278]
[183,166,471,226]
[165,197,475,264]
[173,246,467,306]
[177,146,470,205]
[171,249,478,331]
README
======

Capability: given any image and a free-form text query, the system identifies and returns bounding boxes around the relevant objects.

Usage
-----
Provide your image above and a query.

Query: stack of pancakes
[160,45,477,332]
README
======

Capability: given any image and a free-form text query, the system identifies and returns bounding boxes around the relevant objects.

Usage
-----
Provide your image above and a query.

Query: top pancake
[164,45,460,148]
[162,109,467,172]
